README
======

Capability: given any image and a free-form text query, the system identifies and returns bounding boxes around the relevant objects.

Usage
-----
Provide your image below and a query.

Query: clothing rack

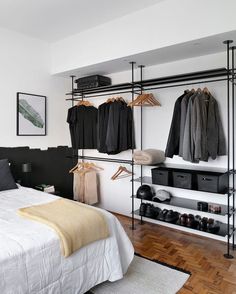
[66,40,235,259]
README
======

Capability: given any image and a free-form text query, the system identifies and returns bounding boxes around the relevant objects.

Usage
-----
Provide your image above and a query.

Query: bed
[0,185,134,294]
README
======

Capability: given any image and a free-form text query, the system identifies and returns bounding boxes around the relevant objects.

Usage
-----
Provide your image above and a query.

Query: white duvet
[0,186,134,294]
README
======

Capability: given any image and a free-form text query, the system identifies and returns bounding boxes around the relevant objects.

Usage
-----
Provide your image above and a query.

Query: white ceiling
[59,31,236,77]
[0,0,163,42]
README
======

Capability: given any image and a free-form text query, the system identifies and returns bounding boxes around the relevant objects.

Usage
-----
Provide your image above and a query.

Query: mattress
[0,186,134,294]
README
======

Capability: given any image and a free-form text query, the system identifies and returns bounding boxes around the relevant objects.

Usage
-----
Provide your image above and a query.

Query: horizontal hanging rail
[137,67,228,87]
[143,78,228,92]
[67,155,133,165]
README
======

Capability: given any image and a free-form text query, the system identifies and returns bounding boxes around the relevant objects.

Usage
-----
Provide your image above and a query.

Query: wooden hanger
[69,162,103,174]
[203,87,211,95]
[111,166,133,180]
[106,97,115,103]
[116,96,126,103]
[129,93,161,107]
[77,100,94,107]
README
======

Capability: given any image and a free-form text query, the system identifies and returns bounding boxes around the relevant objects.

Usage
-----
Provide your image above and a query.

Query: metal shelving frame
[66,40,235,258]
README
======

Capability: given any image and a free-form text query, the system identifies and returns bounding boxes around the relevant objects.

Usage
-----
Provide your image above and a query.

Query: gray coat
[179,91,195,157]
[193,93,226,161]
[182,92,200,162]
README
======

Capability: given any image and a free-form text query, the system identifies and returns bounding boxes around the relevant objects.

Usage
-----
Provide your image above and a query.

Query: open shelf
[133,196,231,216]
[66,82,140,97]
[134,210,232,237]
[66,68,227,97]
[133,176,229,195]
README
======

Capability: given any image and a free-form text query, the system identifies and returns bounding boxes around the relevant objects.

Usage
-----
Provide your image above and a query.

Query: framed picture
[17,92,46,136]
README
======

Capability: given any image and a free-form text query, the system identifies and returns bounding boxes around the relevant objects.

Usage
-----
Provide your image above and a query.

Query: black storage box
[197,172,228,193]
[75,75,111,90]
[151,167,171,186]
[173,171,192,189]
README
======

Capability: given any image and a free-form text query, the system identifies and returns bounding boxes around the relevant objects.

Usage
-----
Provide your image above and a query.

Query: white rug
[91,255,190,294]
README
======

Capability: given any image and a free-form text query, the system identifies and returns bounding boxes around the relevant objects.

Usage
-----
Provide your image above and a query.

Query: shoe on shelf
[139,203,147,216]
[145,204,155,218]
[165,210,180,223]
[179,213,188,226]
[157,209,169,221]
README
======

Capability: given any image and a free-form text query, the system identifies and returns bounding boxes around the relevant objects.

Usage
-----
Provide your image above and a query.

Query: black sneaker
[139,203,147,216]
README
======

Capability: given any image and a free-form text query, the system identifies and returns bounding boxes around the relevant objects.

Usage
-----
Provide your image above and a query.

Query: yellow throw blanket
[18,199,109,257]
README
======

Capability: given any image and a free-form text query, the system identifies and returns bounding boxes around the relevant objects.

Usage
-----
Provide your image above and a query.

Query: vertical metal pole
[130,61,136,230]
[223,40,234,259]
[70,75,75,107]
[70,75,76,160]
[232,46,236,250]
[139,65,145,225]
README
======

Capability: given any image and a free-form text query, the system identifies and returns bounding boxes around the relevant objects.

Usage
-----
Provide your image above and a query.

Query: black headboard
[0,146,75,199]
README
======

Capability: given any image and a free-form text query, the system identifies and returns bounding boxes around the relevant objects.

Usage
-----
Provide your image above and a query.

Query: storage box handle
[177,175,185,178]
[202,177,212,181]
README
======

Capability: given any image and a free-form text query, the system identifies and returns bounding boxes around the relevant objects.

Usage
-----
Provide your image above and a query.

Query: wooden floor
[115,214,236,294]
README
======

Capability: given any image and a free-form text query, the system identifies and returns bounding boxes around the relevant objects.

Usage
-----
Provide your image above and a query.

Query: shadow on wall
[0,146,74,199]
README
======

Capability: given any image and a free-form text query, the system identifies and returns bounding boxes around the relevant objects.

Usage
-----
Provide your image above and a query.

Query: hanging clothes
[73,170,99,205]
[97,101,112,153]
[98,99,134,154]
[67,105,98,149]
[165,91,188,158]
[192,92,226,161]
[182,91,200,162]
[166,89,226,163]
[179,91,195,157]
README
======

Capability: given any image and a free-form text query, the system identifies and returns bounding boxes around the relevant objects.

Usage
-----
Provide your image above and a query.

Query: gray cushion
[0,159,18,191]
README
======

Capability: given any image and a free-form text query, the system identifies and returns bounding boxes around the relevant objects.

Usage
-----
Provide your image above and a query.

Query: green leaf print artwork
[19,99,44,128]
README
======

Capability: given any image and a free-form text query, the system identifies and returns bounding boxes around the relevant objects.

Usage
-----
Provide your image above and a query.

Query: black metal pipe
[139,65,145,225]
[139,68,227,87]
[130,61,136,230]
[66,90,140,99]
[143,78,227,92]
[232,46,236,250]
[70,75,76,107]
[67,155,133,165]
[223,39,234,259]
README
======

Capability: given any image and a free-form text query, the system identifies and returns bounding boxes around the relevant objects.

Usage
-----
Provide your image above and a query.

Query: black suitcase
[75,75,111,90]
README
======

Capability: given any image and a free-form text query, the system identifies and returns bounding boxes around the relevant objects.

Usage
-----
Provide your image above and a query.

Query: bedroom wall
[0,28,70,149]
[77,50,230,241]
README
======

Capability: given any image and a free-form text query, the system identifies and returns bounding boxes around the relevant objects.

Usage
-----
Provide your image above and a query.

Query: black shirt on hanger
[97,102,111,153]
[67,105,98,149]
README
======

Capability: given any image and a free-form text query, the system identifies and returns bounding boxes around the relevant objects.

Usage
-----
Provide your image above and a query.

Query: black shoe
[179,213,187,226]
[165,211,180,223]
[153,206,162,219]
[145,204,155,218]
[139,203,147,216]
[207,219,220,234]
[157,209,169,221]
[199,217,208,231]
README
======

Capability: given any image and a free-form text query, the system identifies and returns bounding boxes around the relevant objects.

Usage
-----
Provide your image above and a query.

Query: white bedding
[0,186,134,294]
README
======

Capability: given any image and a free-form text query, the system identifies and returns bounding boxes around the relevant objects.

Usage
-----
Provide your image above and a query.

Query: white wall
[78,51,231,241]
[51,0,236,74]
[0,28,70,149]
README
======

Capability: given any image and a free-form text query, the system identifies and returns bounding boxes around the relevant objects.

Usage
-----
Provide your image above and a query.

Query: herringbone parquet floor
[115,214,236,294]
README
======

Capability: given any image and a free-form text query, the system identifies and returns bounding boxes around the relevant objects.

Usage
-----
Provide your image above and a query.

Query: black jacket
[165,92,187,158]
